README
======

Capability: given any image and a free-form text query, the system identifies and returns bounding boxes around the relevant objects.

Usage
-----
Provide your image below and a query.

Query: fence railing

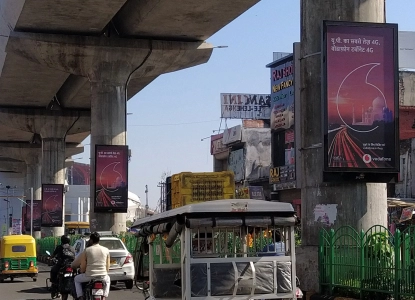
[319,225,415,300]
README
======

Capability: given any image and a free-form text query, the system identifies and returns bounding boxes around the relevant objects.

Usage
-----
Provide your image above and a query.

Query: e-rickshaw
[0,235,38,282]
[132,199,300,300]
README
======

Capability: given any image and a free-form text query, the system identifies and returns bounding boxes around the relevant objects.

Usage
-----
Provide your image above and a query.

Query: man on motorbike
[50,235,76,291]
[74,232,111,300]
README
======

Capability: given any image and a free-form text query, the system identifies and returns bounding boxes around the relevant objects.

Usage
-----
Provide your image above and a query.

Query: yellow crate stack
[171,171,235,209]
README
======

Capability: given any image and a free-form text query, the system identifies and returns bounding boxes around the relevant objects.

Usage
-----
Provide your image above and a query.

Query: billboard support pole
[30,187,33,237]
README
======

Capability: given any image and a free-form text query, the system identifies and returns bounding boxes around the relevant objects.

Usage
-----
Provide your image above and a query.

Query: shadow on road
[17,286,49,294]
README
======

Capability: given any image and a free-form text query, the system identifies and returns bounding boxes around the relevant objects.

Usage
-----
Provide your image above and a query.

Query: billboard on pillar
[323,21,399,176]
[94,145,129,213]
[26,201,42,232]
[41,184,64,227]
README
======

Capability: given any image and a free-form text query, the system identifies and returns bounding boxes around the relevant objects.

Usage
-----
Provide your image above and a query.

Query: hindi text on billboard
[323,21,399,173]
[94,145,129,213]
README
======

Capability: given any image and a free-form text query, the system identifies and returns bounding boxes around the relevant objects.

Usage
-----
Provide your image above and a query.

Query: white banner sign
[221,93,271,119]
[399,31,415,69]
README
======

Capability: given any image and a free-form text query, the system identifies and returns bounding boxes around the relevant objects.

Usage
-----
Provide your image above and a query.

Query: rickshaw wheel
[0,277,4,283]
[32,278,37,282]
[10,277,14,282]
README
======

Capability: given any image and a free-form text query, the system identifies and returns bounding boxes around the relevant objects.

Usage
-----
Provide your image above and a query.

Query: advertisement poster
[41,184,64,227]
[25,201,42,232]
[94,145,129,213]
[221,93,271,119]
[12,219,22,235]
[314,204,338,226]
[270,56,294,131]
[210,133,228,155]
[324,21,398,172]
[228,149,245,182]
[399,207,414,223]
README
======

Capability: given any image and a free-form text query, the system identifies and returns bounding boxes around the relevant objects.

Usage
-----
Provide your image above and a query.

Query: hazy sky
[73,0,415,209]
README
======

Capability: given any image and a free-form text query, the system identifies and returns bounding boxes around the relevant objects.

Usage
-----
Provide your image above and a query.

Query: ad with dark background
[324,21,398,172]
[41,184,64,227]
[24,200,42,232]
[94,145,128,213]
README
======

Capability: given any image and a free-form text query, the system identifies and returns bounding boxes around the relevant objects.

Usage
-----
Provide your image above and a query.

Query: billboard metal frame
[322,20,399,181]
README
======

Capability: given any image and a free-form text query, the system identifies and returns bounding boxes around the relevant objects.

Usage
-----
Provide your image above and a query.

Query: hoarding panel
[398,31,415,69]
[221,93,271,119]
[323,21,399,173]
[32,200,42,231]
[94,145,129,213]
[270,56,294,131]
[228,149,245,182]
[41,184,64,227]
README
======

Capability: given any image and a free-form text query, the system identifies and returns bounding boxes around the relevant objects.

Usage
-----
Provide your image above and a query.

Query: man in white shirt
[74,232,111,300]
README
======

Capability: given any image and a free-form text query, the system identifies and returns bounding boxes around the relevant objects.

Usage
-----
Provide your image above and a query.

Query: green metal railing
[36,233,138,256]
[319,225,415,300]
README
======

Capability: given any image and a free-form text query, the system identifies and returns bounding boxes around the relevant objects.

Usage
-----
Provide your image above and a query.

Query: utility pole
[298,0,386,292]
[145,185,149,217]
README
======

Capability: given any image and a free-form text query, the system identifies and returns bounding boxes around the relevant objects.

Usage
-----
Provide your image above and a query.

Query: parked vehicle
[0,235,38,282]
[73,232,135,289]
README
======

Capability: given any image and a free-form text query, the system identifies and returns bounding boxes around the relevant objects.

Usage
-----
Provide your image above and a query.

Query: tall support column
[41,137,67,237]
[297,0,386,292]
[89,64,128,234]
[25,155,42,239]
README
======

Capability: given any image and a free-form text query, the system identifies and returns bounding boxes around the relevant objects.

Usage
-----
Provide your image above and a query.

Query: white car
[73,234,135,289]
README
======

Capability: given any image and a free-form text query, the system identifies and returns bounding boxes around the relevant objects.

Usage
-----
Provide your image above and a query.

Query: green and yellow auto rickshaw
[0,235,38,282]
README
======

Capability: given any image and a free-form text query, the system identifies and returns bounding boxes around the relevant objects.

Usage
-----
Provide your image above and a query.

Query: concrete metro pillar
[296,0,386,292]
[89,62,129,234]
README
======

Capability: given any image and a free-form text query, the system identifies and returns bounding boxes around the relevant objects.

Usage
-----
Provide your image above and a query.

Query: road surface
[1,263,146,300]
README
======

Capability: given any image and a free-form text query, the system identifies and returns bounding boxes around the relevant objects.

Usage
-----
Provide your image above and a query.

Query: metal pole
[5,202,9,234]
[145,185,149,217]
[30,187,33,237]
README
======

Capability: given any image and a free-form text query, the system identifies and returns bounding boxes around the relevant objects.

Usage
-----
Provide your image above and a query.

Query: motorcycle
[81,278,106,300]
[45,251,75,300]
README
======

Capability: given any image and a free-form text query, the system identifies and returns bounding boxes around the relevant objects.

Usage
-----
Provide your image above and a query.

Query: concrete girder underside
[6,32,213,79]
[0,108,90,138]
[0,158,26,173]
[0,142,84,162]
[113,0,260,41]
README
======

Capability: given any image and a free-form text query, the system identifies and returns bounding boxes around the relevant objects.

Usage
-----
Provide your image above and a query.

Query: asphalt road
[1,263,146,300]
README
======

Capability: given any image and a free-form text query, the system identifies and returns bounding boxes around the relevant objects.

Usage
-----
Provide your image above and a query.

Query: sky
[73,0,415,209]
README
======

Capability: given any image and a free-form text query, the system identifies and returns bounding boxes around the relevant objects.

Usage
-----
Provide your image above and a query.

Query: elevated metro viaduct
[0,0,260,236]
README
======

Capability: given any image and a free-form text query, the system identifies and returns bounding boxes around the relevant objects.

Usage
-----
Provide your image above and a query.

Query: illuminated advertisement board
[41,184,64,227]
[25,200,42,232]
[94,145,129,213]
[323,21,399,174]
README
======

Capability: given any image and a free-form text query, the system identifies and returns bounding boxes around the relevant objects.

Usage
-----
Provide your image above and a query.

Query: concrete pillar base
[296,245,319,293]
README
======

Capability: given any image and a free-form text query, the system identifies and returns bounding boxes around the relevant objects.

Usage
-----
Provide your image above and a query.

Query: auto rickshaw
[0,235,38,282]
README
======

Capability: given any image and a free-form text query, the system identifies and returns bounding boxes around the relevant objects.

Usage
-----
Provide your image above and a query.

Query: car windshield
[100,239,125,250]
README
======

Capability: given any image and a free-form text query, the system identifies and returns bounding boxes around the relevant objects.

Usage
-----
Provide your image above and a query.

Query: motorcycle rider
[74,232,110,300]
[50,235,76,293]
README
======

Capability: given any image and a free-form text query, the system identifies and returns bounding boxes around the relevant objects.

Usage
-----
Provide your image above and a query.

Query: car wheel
[125,280,134,289]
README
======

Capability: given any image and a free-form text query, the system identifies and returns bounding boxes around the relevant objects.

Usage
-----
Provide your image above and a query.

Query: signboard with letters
[221,93,271,119]
[223,125,242,145]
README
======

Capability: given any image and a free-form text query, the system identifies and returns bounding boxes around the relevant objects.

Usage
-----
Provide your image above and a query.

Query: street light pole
[30,187,33,237]
[145,185,149,217]
[5,186,9,234]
